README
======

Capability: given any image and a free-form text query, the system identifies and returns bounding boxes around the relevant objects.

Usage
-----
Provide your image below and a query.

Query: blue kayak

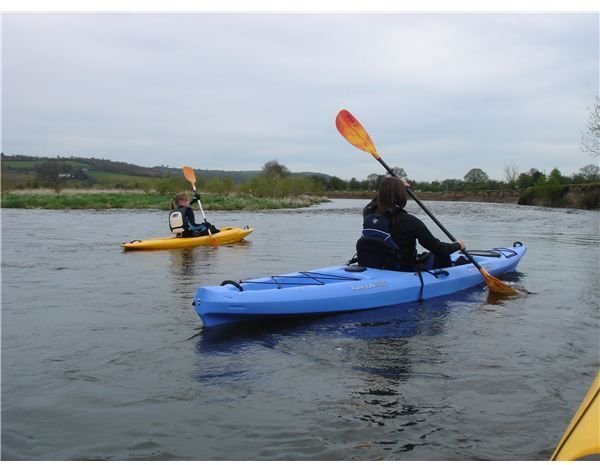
[193,242,526,328]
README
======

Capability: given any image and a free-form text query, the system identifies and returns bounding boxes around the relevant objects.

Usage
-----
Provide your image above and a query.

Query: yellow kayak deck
[121,226,253,251]
[551,372,600,460]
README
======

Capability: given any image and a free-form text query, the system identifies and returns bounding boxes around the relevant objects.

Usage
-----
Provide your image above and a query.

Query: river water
[1,199,598,460]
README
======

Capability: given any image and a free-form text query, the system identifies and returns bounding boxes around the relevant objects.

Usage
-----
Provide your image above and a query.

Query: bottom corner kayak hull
[193,242,527,328]
[551,372,600,461]
[121,226,253,250]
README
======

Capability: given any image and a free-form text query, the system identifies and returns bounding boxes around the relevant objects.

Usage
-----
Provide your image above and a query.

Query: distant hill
[2,153,167,176]
[1,154,332,187]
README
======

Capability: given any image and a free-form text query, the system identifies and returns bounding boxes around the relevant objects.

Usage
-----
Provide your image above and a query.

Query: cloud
[2,12,598,181]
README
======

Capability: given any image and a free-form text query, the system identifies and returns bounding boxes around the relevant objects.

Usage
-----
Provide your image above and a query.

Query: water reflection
[170,248,197,276]
[193,293,462,356]
[482,271,531,305]
[194,317,324,354]
[167,240,254,292]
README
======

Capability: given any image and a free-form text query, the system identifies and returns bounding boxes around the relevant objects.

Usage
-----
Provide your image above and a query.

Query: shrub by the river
[0,192,326,210]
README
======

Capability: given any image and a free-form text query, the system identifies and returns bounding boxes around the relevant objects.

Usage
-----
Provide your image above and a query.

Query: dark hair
[376,177,407,213]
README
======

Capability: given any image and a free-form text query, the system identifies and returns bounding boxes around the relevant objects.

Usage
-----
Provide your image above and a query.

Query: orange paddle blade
[335,109,380,159]
[182,166,197,184]
[480,268,519,296]
[208,231,218,247]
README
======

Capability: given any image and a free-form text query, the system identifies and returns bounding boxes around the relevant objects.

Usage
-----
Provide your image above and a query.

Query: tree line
[4,96,600,197]
[305,163,599,194]
[3,155,599,197]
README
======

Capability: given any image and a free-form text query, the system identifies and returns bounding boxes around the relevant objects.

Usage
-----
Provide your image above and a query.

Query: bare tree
[578,164,600,181]
[503,162,520,189]
[581,96,600,158]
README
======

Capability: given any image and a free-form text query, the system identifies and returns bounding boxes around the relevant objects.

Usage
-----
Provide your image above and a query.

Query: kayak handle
[221,280,243,291]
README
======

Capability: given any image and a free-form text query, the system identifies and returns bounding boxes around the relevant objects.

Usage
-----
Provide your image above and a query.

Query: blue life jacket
[362,211,401,250]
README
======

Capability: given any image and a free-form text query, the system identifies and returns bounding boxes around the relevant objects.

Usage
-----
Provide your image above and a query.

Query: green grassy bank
[0,192,328,210]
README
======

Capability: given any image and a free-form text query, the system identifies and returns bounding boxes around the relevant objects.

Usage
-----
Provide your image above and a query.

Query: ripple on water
[1,203,598,460]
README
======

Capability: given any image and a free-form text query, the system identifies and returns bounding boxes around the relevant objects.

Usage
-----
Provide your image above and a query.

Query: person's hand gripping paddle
[182,166,218,246]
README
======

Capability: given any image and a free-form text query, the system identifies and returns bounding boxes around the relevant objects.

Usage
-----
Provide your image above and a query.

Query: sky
[2,8,599,182]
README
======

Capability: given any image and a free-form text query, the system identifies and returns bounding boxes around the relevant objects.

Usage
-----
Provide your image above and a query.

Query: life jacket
[362,210,401,249]
[169,207,188,235]
[356,208,404,270]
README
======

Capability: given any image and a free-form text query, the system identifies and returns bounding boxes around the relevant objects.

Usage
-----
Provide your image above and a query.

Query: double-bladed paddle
[335,109,518,296]
[182,166,218,246]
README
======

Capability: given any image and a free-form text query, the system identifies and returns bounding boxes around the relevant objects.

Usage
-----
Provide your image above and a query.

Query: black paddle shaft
[377,157,482,270]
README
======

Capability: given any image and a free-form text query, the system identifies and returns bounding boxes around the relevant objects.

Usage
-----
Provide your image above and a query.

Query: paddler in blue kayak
[169,192,219,238]
[358,176,466,271]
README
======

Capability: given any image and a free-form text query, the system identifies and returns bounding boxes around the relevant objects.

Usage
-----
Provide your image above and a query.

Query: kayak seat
[344,265,367,272]
[356,236,402,270]
[453,256,470,266]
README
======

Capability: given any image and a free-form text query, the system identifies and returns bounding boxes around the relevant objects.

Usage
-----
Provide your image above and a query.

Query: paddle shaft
[191,185,217,245]
[190,184,209,222]
[182,166,210,221]
[183,166,216,245]
[376,157,483,271]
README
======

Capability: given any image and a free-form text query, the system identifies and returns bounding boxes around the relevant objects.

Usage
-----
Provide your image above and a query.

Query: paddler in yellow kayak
[121,166,253,250]
[169,192,219,238]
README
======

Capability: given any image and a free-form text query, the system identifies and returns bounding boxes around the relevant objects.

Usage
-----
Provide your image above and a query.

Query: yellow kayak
[121,226,253,251]
[551,372,600,460]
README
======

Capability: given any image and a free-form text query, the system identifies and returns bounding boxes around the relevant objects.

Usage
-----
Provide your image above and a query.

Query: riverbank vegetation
[2,154,599,210]
[1,192,325,210]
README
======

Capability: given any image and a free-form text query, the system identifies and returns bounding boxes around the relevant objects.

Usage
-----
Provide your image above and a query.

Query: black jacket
[181,206,202,228]
[363,199,460,268]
